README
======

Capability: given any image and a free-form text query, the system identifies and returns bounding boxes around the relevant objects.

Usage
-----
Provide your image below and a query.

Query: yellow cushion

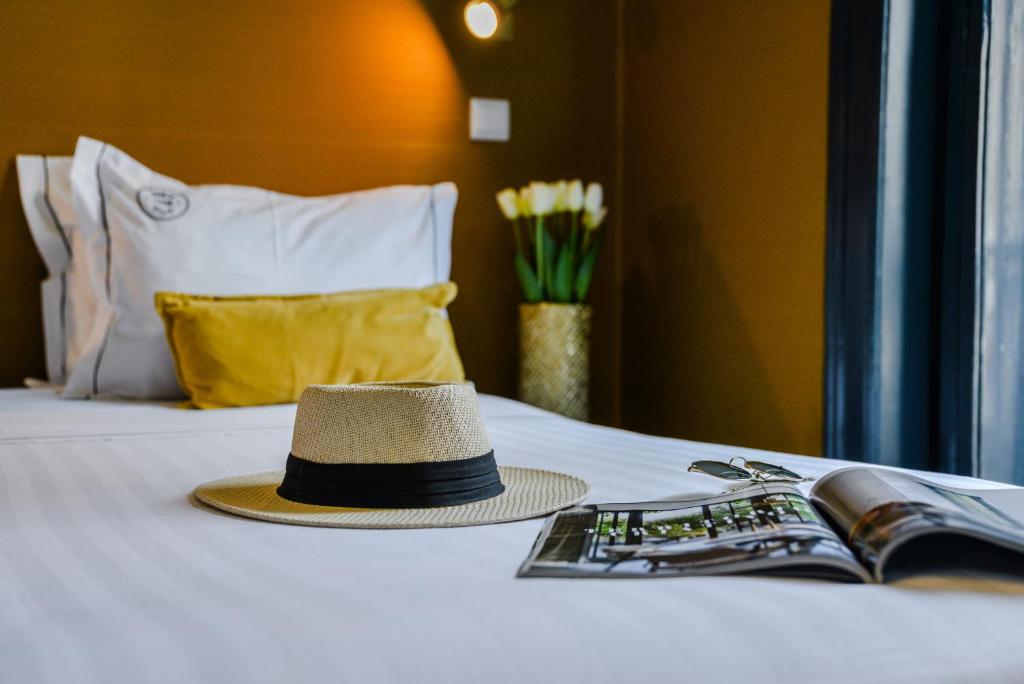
[154,283,465,409]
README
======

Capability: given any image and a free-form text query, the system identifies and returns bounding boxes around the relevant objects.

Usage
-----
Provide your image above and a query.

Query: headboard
[0,0,620,423]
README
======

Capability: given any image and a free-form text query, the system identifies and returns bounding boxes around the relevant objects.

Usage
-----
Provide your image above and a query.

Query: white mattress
[1,388,1022,684]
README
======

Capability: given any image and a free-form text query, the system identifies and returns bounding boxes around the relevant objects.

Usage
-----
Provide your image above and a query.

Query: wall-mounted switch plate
[469,98,510,142]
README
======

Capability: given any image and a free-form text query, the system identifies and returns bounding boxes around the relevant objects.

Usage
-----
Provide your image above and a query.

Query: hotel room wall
[620,0,830,455]
[0,0,622,424]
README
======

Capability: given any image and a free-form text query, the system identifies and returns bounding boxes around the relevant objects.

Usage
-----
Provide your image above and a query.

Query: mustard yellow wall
[0,0,830,449]
[621,0,831,455]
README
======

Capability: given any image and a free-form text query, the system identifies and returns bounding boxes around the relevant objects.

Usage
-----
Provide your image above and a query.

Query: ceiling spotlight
[464,1,500,40]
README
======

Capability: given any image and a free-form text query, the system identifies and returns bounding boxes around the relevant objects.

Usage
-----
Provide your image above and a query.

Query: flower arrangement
[495,180,608,303]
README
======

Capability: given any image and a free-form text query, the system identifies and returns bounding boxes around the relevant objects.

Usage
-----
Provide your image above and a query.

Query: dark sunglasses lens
[691,461,752,480]
[746,461,802,480]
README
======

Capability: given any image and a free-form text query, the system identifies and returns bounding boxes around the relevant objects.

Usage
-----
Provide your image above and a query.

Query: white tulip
[584,182,603,215]
[529,181,557,216]
[517,186,533,217]
[566,179,584,212]
[583,206,607,231]
[496,188,519,220]
[552,180,568,212]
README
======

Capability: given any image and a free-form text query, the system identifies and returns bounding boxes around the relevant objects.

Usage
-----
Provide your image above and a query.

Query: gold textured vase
[518,303,591,421]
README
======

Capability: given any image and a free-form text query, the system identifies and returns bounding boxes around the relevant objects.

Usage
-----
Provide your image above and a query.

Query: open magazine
[518,467,1024,583]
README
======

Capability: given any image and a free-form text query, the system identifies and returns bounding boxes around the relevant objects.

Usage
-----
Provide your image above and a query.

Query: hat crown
[290,382,492,465]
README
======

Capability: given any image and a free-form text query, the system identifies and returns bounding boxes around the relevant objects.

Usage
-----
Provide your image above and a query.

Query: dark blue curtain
[825,0,1024,484]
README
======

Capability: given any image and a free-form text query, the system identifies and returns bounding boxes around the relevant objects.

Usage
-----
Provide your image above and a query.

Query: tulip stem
[569,212,579,301]
[512,218,523,255]
[535,216,545,299]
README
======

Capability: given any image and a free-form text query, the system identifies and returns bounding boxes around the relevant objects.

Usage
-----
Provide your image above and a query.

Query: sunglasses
[687,457,811,483]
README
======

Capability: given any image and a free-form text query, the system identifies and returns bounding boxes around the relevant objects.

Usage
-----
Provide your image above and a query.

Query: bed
[2,387,1023,684]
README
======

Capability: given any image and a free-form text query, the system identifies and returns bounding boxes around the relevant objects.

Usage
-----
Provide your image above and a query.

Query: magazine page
[810,468,1024,582]
[518,483,872,582]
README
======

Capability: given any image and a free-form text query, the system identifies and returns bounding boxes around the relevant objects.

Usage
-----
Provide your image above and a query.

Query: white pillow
[66,136,457,399]
[15,155,98,385]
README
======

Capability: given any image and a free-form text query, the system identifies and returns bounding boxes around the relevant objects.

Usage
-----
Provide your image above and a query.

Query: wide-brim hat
[194,382,590,529]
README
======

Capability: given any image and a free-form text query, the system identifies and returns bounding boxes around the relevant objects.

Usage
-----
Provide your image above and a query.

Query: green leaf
[515,253,543,303]
[574,230,606,301]
[553,244,574,302]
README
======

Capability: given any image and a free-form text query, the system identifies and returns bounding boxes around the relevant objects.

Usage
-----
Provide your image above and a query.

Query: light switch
[469,97,510,142]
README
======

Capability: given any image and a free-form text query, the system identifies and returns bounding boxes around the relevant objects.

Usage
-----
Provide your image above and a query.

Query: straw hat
[194,382,590,528]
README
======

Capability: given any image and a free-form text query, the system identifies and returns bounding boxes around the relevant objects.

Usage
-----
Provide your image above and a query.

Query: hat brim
[194,466,590,529]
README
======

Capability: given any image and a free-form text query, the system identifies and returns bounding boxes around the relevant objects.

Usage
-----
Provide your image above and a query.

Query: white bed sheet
[1,388,1022,684]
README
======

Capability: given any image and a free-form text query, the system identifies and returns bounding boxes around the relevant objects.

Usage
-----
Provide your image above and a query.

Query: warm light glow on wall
[464,1,499,39]
[313,1,463,153]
